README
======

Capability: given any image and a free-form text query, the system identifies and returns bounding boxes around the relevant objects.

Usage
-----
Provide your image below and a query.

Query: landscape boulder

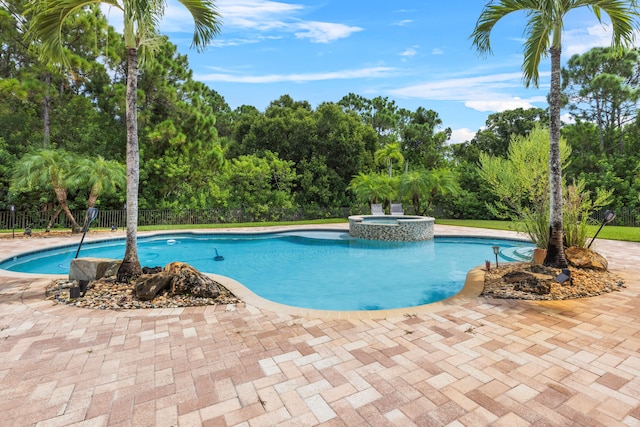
[133,262,223,301]
[70,258,121,281]
[135,272,173,301]
[165,262,222,298]
[565,247,608,271]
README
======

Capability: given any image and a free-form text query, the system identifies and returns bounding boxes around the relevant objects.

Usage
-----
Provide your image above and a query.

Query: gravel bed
[482,262,625,300]
[46,278,241,310]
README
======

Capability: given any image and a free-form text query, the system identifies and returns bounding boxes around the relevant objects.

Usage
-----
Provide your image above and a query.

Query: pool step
[500,246,534,262]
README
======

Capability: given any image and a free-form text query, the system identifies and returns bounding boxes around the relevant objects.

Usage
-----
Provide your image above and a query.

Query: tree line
[2,1,639,232]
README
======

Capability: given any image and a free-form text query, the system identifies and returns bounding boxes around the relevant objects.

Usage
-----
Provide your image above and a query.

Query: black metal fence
[0,206,362,231]
[591,207,639,227]
[0,206,637,231]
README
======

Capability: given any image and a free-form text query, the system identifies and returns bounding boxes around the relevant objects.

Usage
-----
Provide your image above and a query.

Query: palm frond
[522,12,552,87]
[25,0,119,66]
[177,0,222,51]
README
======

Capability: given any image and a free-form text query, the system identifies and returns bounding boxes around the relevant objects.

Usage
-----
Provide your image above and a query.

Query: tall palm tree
[375,142,404,177]
[471,0,638,267]
[26,0,221,280]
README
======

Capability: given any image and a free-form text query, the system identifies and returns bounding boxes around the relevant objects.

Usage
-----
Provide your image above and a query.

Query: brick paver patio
[1,224,639,426]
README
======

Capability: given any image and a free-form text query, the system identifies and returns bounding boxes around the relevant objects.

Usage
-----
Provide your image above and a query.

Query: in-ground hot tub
[348,214,435,241]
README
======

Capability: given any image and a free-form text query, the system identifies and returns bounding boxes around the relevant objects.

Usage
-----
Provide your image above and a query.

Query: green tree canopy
[563,47,640,154]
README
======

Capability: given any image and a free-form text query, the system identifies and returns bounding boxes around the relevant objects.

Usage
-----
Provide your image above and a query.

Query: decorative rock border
[348,215,435,241]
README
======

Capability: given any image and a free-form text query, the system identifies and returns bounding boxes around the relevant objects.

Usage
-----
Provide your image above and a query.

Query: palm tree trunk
[46,205,63,232]
[88,188,98,208]
[117,47,142,282]
[544,46,568,268]
[53,187,82,233]
[413,194,420,215]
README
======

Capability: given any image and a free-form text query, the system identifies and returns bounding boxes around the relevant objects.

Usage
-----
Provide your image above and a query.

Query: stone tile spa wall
[348,216,435,241]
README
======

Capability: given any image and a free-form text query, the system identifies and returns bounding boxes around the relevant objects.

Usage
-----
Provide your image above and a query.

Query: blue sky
[104,1,626,143]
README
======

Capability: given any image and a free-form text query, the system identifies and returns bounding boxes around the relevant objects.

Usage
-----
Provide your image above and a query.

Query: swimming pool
[0,230,533,311]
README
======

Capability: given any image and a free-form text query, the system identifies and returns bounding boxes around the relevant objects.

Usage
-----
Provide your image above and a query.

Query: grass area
[436,219,640,243]
[435,219,516,231]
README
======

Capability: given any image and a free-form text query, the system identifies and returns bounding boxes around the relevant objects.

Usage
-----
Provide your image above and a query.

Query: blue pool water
[0,231,533,311]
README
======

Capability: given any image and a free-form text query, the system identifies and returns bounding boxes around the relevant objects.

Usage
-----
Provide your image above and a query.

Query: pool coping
[0,226,526,319]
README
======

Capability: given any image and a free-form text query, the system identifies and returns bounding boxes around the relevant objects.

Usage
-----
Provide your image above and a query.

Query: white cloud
[432,48,443,55]
[293,21,363,43]
[210,38,261,47]
[389,72,548,113]
[390,72,525,100]
[194,66,395,83]
[561,112,575,125]
[101,0,361,44]
[393,19,413,26]
[563,24,613,56]
[563,23,640,57]
[217,0,302,29]
[399,48,417,57]
[465,97,541,112]
[449,128,476,145]
[217,0,362,43]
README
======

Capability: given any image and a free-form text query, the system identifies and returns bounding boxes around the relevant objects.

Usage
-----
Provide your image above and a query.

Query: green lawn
[436,219,640,243]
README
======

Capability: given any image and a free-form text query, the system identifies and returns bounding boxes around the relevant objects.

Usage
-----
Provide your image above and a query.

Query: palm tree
[399,169,459,216]
[423,168,459,216]
[72,156,126,208]
[11,149,83,232]
[348,173,396,207]
[27,0,221,280]
[471,0,638,267]
[398,171,429,214]
[375,143,404,177]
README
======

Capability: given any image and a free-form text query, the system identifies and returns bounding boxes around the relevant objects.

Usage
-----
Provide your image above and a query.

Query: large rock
[565,247,608,271]
[164,262,222,299]
[135,273,173,301]
[132,262,223,301]
[70,258,121,281]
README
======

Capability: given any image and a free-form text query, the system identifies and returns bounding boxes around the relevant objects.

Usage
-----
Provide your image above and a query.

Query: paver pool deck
[1,224,639,426]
